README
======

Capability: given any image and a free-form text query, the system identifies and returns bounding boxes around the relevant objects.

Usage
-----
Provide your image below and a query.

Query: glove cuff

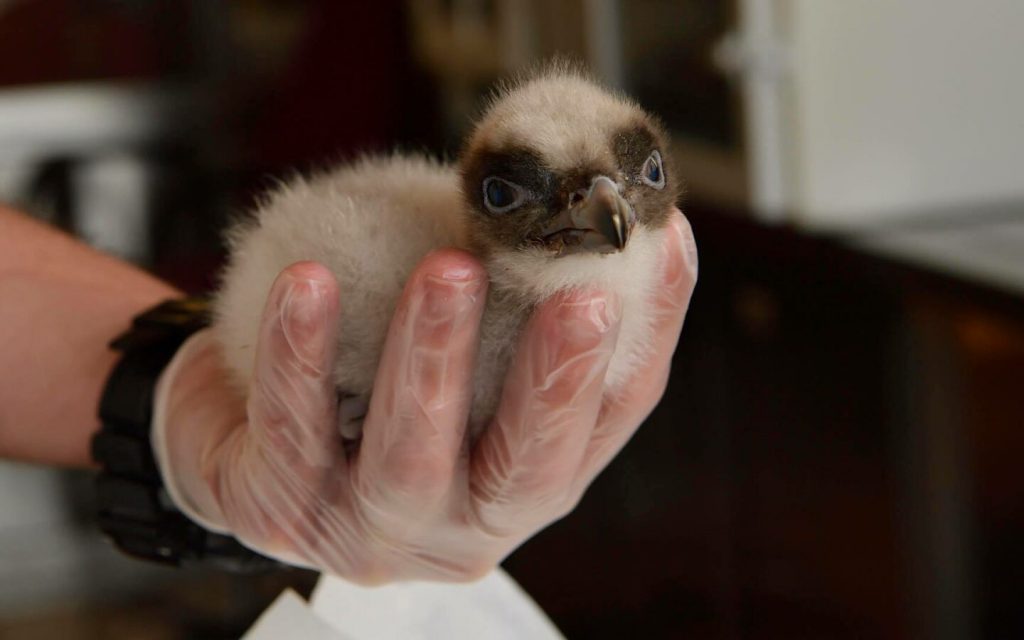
[151,329,232,535]
[93,298,278,572]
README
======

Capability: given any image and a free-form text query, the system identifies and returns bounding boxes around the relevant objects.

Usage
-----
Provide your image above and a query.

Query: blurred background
[1,0,1022,638]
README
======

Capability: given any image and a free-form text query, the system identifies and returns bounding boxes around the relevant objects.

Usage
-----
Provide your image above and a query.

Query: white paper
[309,569,565,640]
[240,569,563,640]
[242,589,352,640]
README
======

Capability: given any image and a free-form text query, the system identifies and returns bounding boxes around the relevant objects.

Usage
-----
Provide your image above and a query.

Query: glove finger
[469,289,620,537]
[211,261,371,567]
[353,249,487,520]
[575,210,697,488]
[245,261,343,468]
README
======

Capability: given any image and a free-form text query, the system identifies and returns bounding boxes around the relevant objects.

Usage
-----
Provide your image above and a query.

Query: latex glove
[153,212,697,583]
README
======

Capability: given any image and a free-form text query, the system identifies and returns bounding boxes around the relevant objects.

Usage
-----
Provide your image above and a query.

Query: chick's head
[459,65,679,260]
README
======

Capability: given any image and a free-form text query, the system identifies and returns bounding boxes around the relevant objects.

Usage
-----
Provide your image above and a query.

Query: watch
[92,298,279,572]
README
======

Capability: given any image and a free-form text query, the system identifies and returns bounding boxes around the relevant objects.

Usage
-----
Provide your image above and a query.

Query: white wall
[788,0,1024,226]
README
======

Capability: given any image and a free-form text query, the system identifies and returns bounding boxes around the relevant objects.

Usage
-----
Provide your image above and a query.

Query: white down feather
[213,153,666,436]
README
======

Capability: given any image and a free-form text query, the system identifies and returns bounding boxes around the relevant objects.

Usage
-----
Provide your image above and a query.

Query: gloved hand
[152,211,697,584]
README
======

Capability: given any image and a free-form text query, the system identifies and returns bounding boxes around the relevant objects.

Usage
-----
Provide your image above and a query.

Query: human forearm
[0,207,180,467]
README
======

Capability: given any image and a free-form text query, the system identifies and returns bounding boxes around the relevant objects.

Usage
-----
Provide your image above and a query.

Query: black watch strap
[92,298,279,573]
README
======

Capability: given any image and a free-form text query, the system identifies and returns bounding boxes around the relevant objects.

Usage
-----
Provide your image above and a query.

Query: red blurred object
[0,0,191,87]
[240,0,408,173]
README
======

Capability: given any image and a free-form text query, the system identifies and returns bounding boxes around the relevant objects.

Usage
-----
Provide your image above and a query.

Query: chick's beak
[542,176,636,255]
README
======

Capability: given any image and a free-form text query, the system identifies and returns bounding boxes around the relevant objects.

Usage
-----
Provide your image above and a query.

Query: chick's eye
[482,177,525,214]
[641,150,665,189]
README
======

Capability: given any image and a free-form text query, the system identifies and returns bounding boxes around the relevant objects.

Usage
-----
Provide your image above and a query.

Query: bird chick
[213,64,680,439]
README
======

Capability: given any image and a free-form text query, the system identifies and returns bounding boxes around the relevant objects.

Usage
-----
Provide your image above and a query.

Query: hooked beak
[541,176,635,255]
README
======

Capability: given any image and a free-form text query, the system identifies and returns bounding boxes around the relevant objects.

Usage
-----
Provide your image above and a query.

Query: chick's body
[214,67,678,436]
[215,156,463,425]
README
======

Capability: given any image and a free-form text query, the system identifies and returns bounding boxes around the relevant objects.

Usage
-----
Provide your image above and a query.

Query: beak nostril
[542,176,633,255]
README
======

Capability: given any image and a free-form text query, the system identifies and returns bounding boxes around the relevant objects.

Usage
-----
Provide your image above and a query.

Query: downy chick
[213,64,681,439]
